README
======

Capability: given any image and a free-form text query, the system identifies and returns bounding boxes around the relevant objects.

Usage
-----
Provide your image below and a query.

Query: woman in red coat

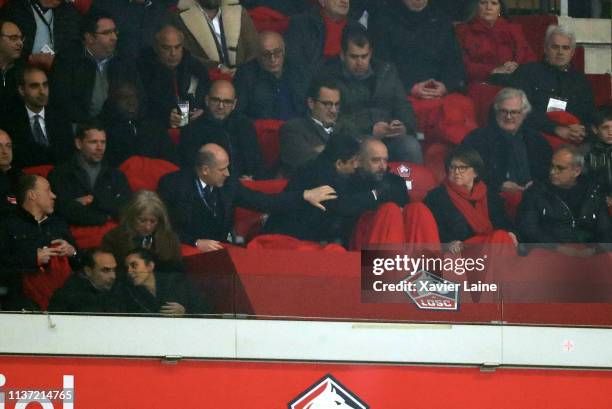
[456,0,536,125]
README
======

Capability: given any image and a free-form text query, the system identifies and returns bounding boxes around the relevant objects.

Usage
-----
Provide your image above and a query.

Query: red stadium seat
[234,178,288,241]
[423,142,452,184]
[70,221,118,249]
[247,234,346,251]
[73,0,93,14]
[542,111,581,150]
[248,6,291,33]
[388,161,437,202]
[22,164,54,178]
[119,156,179,192]
[254,119,285,169]
[588,73,612,107]
[511,15,559,60]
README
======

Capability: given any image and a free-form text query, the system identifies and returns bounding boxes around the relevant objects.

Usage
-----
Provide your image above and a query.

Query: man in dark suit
[0,20,25,118]
[158,143,337,252]
[1,65,73,168]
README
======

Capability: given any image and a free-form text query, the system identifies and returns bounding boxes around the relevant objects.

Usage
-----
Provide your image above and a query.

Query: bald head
[205,80,237,120]
[196,143,230,187]
[258,31,285,77]
[360,138,388,182]
[155,25,184,69]
[0,129,12,171]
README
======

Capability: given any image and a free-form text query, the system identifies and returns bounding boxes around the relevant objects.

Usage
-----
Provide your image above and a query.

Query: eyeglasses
[448,165,472,174]
[316,100,340,109]
[95,29,119,36]
[497,109,524,117]
[0,34,25,43]
[208,97,236,107]
[261,48,284,60]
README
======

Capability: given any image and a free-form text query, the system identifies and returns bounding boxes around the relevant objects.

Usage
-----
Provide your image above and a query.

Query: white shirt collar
[311,117,334,134]
[26,105,45,120]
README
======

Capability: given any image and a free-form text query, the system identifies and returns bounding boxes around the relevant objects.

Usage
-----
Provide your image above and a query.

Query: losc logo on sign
[404,270,460,311]
[288,374,368,409]
[0,373,74,409]
[395,164,412,178]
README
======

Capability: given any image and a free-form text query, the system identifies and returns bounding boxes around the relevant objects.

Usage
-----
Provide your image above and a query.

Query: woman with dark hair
[424,146,516,254]
[102,190,183,271]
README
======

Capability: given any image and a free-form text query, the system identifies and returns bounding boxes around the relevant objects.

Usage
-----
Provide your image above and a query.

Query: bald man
[158,143,336,252]
[137,25,210,128]
[0,130,24,218]
[179,80,267,179]
[234,31,305,120]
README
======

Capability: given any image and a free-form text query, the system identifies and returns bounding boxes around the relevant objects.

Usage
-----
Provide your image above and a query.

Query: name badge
[547,97,567,112]
[40,44,55,54]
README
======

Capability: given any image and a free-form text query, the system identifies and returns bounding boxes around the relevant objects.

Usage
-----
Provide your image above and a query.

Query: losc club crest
[395,164,412,178]
[288,375,368,409]
[404,270,460,311]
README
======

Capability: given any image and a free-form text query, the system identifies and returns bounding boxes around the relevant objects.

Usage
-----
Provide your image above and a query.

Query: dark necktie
[204,186,218,217]
[32,114,49,147]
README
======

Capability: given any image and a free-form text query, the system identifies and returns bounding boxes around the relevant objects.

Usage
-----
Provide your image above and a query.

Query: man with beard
[179,80,266,179]
[170,0,259,75]
[0,65,73,168]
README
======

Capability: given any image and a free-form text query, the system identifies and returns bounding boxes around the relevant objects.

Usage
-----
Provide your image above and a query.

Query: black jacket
[585,139,612,196]
[0,59,24,118]
[462,122,552,192]
[48,155,132,226]
[48,272,130,313]
[137,47,210,127]
[0,0,81,57]
[322,57,417,135]
[0,167,23,219]
[369,1,465,93]
[157,170,303,244]
[423,184,511,243]
[234,58,304,121]
[179,112,267,179]
[0,103,74,168]
[490,61,595,135]
[517,179,611,244]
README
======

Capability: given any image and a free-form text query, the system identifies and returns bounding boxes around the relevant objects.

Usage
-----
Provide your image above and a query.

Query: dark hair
[16,174,40,206]
[80,10,114,38]
[320,133,361,163]
[82,248,115,270]
[466,0,508,22]
[592,104,612,128]
[341,22,370,53]
[126,247,156,266]
[306,76,341,101]
[0,19,18,34]
[75,119,105,140]
[445,146,484,178]
[16,64,46,87]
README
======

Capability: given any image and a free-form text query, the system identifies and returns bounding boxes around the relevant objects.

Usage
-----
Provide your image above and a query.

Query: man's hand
[239,175,253,181]
[219,65,237,77]
[606,195,612,208]
[448,240,464,255]
[169,109,182,128]
[387,120,407,136]
[37,247,61,265]
[76,195,94,206]
[28,53,55,71]
[303,185,337,211]
[189,108,204,122]
[492,61,519,75]
[195,239,224,252]
[501,181,532,192]
[50,239,76,257]
[160,302,186,317]
[554,124,585,143]
[372,121,391,137]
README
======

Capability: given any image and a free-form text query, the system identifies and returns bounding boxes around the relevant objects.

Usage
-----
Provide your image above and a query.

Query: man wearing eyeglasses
[0,20,25,117]
[462,88,551,194]
[518,145,611,254]
[50,11,139,124]
[234,31,304,121]
[179,79,266,179]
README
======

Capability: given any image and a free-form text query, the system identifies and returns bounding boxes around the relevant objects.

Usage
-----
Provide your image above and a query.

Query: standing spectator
[1,65,73,168]
[0,20,25,117]
[234,31,305,121]
[48,121,131,226]
[170,0,259,74]
[0,130,23,218]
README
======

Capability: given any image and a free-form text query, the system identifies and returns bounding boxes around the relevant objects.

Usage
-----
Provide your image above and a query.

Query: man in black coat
[1,65,73,168]
[0,20,25,117]
[0,130,23,218]
[462,88,552,193]
[179,79,266,179]
[234,30,304,121]
[48,121,131,226]
[490,25,594,144]
[50,11,138,124]
[158,143,337,252]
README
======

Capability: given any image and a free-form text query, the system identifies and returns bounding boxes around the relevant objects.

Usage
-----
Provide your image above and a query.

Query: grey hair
[556,144,585,168]
[493,87,532,114]
[545,25,576,50]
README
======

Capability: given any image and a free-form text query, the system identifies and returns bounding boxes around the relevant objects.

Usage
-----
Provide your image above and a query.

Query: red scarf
[322,11,347,59]
[23,256,72,310]
[444,180,493,235]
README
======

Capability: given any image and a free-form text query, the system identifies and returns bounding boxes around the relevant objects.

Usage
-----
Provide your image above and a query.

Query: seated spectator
[1,65,73,168]
[102,190,183,272]
[424,146,517,253]
[234,31,304,121]
[322,22,422,163]
[48,248,128,313]
[462,88,552,193]
[518,145,612,253]
[158,143,336,252]
[0,130,23,217]
[0,174,77,310]
[279,77,342,175]
[0,20,25,117]
[585,105,612,207]
[490,25,594,145]
[48,121,131,226]
[99,80,179,167]
[285,0,355,92]
[170,0,259,74]
[370,0,475,145]
[0,0,81,69]
[50,11,137,124]
[123,248,207,316]
[179,80,266,179]
[137,25,210,129]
